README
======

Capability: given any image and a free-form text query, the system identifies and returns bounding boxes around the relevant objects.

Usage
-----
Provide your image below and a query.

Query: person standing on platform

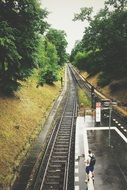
[85,150,96,183]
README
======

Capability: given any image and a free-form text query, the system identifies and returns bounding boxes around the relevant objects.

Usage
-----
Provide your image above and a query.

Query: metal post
[91,86,94,109]
[101,99,117,147]
[61,77,63,88]
[108,104,112,147]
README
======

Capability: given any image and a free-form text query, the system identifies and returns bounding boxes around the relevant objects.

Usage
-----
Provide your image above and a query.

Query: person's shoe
[85,178,89,183]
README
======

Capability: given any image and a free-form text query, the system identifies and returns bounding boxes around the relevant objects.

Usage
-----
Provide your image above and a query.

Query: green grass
[77,87,91,107]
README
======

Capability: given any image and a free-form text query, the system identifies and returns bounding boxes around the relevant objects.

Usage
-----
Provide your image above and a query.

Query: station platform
[74,115,127,190]
[75,115,94,190]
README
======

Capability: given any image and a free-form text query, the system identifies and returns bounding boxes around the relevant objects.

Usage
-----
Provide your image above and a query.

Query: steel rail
[39,94,76,190]
[63,101,77,190]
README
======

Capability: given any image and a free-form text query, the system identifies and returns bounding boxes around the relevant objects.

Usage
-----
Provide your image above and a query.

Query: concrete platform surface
[75,115,127,190]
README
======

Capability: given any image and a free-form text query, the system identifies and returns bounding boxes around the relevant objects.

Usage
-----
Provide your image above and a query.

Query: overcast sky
[40,0,105,53]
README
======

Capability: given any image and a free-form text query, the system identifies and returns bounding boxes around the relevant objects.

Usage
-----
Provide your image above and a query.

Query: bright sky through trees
[40,0,105,53]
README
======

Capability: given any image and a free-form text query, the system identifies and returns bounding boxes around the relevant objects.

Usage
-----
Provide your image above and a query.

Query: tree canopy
[71,0,127,87]
[0,0,68,94]
[0,0,49,94]
[46,28,68,66]
[36,36,59,85]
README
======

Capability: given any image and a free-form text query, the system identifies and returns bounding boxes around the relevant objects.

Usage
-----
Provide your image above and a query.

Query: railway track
[31,66,77,190]
[68,64,91,97]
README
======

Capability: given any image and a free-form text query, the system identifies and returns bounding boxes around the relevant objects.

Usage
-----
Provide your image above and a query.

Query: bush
[110,81,127,92]
[38,69,58,85]
[74,50,102,75]
[97,73,111,87]
[74,51,88,70]
[0,79,20,95]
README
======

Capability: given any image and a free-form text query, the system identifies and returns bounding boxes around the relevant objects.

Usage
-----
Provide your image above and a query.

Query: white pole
[109,104,112,147]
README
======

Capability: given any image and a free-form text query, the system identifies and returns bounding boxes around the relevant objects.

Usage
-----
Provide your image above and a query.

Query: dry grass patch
[87,73,100,88]
[80,70,127,116]
[80,71,89,79]
[0,75,61,188]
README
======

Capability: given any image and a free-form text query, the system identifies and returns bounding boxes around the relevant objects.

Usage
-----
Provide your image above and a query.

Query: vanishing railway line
[31,66,77,190]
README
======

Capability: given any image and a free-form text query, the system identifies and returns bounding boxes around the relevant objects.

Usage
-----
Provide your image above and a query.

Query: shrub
[110,81,127,92]
[0,80,20,95]
[38,69,58,85]
[97,73,111,87]
[74,51,89,70]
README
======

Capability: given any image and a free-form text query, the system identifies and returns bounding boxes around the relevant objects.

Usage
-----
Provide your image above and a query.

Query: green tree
[46,28,68,65]
[0,0,48,94]
[73,7,93,22]
[70,40,84,63]
[105,0,127,10]
[37,37,59,85]
[0,21,21,93]
[74,51,88,70]
[72,1,127,86]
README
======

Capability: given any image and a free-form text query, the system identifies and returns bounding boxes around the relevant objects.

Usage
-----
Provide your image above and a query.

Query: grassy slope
[81,72,127,116]
[0,72,61,188]
[87,74,127,103]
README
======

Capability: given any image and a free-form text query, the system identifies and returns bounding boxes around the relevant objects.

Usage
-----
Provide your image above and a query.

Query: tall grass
[0,69,62,188]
